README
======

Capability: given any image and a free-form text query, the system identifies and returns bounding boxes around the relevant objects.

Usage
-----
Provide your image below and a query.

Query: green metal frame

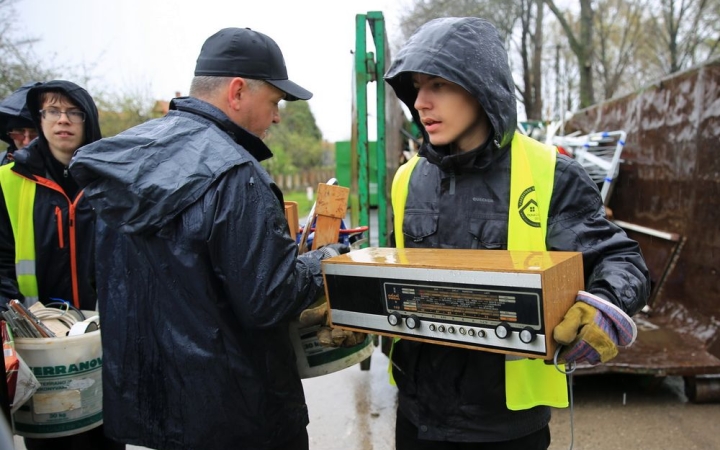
[352,11,388,247]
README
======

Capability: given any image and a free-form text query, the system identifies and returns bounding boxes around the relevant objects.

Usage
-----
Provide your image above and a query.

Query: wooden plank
[284,201,299,241]
[311,184,349,250]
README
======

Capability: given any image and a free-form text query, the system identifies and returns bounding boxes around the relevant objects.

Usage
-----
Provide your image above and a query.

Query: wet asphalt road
[13,346,720,449]
[303,348,720,450]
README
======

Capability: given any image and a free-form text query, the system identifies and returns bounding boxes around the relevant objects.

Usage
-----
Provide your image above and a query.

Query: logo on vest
[518,186,541,228]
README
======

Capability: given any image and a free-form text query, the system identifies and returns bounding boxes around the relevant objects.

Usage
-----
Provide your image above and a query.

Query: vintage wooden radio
[322,247,584,359]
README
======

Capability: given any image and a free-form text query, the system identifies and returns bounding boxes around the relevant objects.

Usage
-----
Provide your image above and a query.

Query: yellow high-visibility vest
[390,133,569,410]
[0,163,40,304]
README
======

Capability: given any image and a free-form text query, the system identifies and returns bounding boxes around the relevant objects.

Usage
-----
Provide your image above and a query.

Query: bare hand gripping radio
[322,247,584,359]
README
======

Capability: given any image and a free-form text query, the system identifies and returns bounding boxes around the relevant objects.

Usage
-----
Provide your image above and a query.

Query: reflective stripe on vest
[389,133,569,410]
[0,164,40,305]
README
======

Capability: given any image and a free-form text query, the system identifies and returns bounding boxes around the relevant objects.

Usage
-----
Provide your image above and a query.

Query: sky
[15,0,407,142]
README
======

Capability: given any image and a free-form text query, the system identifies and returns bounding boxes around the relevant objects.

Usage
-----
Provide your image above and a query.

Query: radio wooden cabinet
[322,247,584,359]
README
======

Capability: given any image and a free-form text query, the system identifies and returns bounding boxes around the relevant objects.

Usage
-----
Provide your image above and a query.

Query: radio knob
[519,327,536,344]
[467,329,475,337]
[477,329,486,338]
[438,325,446,332]
[459,327,466,335]
[406,315,420,330]
[429,324,436,331]
[448,326,456,334]
[387,312,402,327]
[495,322,512,339]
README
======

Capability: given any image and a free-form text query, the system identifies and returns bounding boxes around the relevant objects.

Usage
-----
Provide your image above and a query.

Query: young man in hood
[69,27,347,450]
[0,82,42,165]
[0,81,125,449]
[384,17,650,449]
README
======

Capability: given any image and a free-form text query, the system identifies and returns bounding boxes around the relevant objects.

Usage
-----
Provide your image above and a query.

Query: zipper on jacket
[31,174,83,309]
[449,172,456,195]
[55,206,65,248]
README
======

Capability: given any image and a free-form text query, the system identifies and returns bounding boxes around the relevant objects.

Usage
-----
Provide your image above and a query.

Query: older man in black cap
[69,27,347,450]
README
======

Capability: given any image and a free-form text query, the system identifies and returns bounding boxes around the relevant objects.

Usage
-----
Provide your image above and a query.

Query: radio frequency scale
[322,247,584,359]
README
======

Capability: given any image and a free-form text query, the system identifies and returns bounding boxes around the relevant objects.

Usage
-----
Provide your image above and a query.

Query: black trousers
[269,427,309,450]
[25,426,307,450]
[395,409,551,450]
[23,424,125,450]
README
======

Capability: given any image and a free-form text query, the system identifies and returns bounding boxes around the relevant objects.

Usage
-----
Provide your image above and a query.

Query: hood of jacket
[0,81,42,148]
[384,17,517,163]
[26,80,102,148]
[70,96,274,236]
[11,81,101,186]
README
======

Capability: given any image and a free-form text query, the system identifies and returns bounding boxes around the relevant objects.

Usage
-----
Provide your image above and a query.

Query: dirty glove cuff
[553,291,637,365]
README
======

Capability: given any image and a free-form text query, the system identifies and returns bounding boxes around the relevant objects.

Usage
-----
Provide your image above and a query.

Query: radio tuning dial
[495,322,512,339]
[387,312,402,327]
[405,315,420,330]
[519,327,536,344]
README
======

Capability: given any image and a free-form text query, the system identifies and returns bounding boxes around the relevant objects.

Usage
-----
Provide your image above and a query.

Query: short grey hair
[189,76,267,99]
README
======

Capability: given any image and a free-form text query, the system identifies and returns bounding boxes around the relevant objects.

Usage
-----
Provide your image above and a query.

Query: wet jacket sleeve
[207,165,327,329]
[0,187,22,305]
[547,156,650,315]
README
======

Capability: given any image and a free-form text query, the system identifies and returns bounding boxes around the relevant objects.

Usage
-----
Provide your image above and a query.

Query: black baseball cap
[194,27,312,101]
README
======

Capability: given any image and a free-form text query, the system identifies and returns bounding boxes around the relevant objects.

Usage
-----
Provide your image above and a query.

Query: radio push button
[405,315,420,330]
[388,312,402,327]
[519,326,536,344]
[495,322,512,339]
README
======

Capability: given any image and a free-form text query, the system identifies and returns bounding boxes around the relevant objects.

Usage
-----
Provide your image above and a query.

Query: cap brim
[266,79,312,101]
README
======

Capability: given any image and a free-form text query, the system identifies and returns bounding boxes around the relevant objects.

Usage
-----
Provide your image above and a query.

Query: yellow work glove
[553,291,637,365]
[297,300,367,348]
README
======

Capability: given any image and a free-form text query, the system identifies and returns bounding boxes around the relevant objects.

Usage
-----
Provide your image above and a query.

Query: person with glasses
[0,80,125,450]
[0,81,42,165]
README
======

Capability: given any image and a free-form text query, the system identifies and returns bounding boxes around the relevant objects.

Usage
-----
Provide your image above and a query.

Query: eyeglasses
[39,108,86,124]
[7,129,38,140]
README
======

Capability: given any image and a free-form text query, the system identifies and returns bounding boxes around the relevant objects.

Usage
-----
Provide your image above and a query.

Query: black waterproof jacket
[384,18,650,442]
[70,97,329,450]
[0,80,101,309]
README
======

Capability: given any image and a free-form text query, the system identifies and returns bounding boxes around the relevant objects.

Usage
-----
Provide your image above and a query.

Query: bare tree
[594,0,647,100]
[517,0,545,120]
[646,0,719,74]
[545,0,596,108]
[0,0,56,97]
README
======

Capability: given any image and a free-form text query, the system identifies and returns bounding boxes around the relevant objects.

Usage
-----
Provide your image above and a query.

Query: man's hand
[553,291,637,365]
[297,300,367,348]
[317,243,350,259]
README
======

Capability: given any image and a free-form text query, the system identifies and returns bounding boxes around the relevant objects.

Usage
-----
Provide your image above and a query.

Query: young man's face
[412,74,488,152]
[7,127,38,149]
[39,96,85,159]
[233,80,284,140]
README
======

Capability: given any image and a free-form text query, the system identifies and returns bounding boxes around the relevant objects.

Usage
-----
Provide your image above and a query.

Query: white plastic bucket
[12,328,103,438]
[290,321,374,378]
